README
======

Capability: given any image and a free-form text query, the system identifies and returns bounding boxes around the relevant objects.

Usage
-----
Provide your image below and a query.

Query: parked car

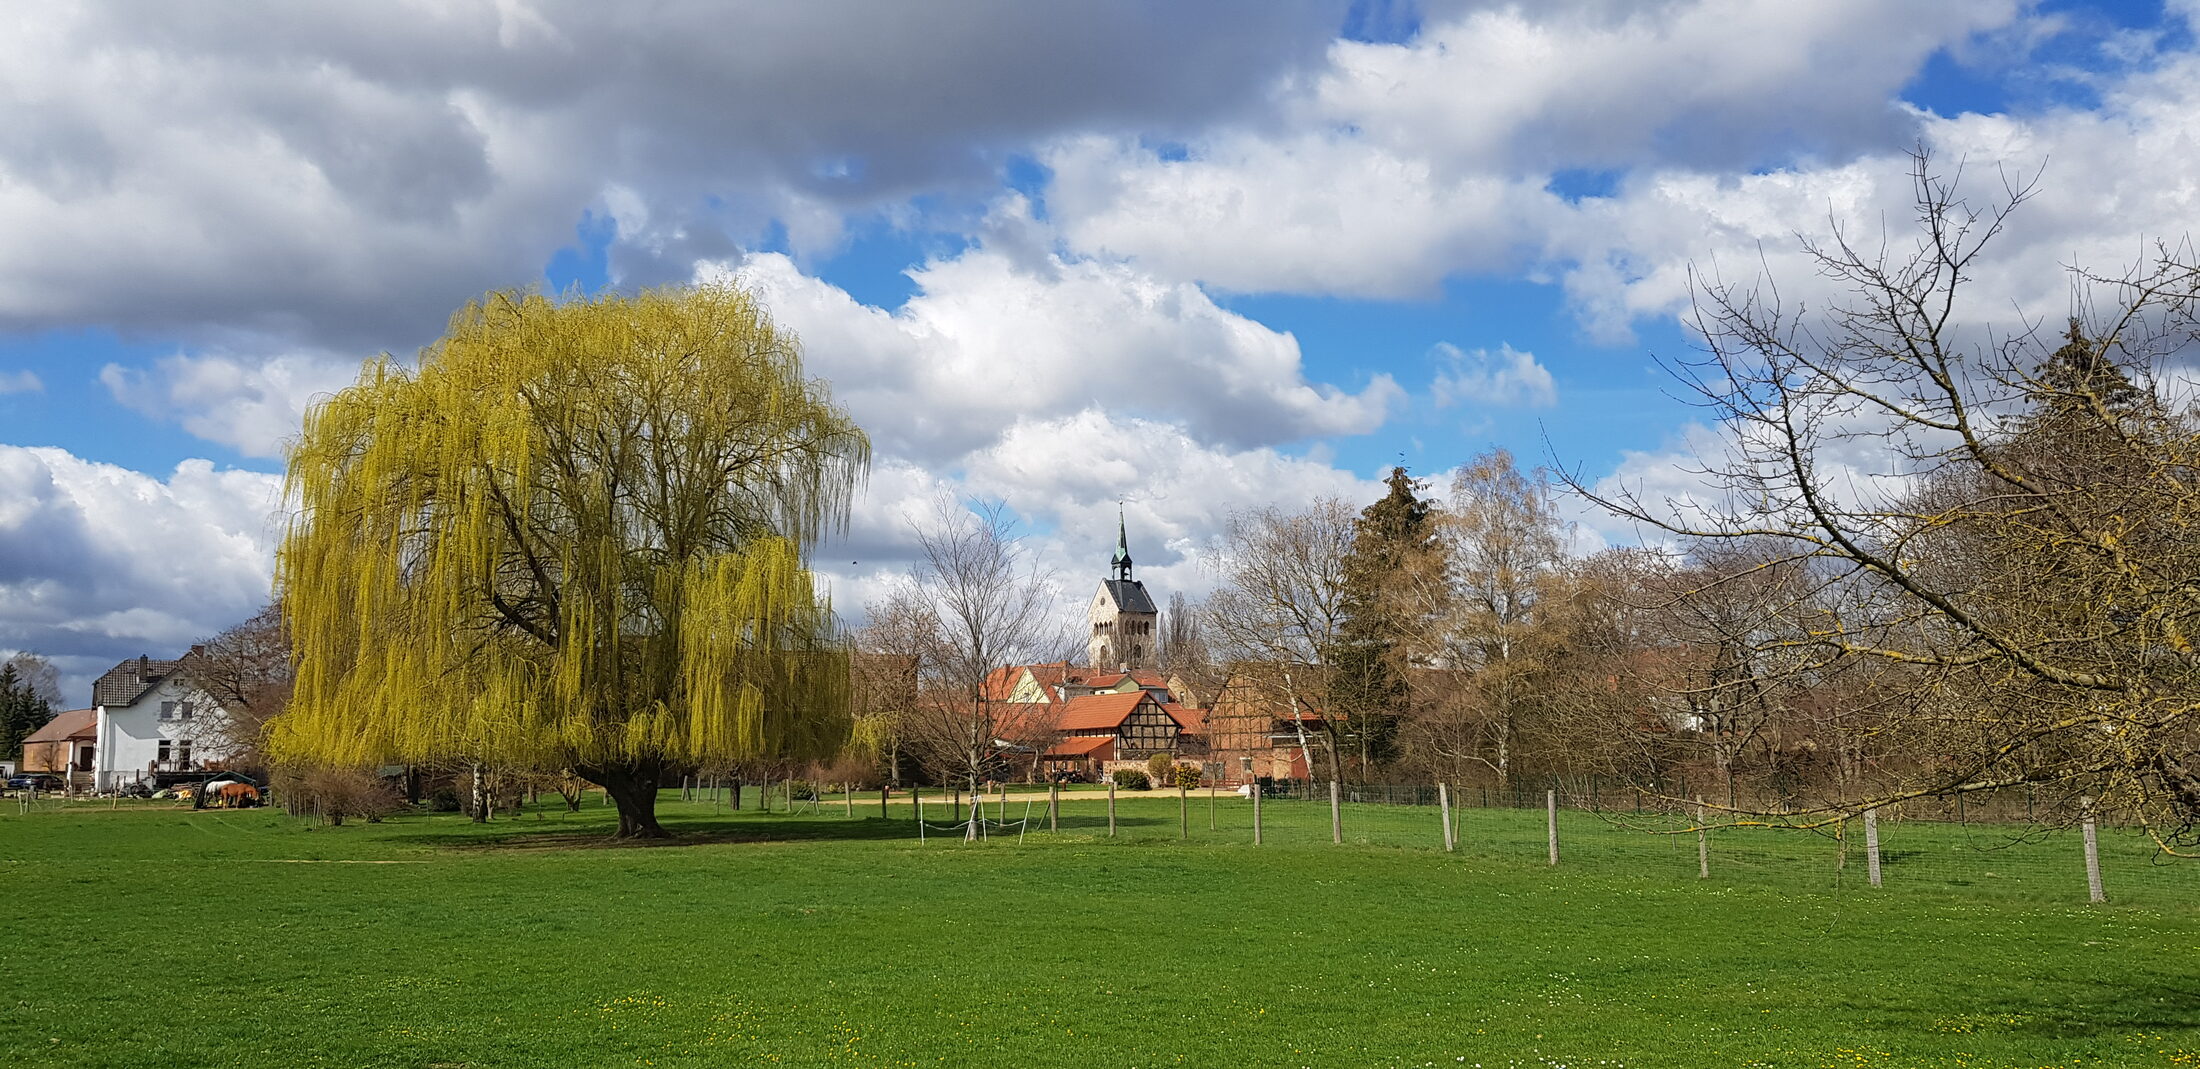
[6,774,61,792]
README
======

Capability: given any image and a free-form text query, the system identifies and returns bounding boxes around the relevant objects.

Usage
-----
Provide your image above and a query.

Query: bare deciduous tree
[3,652,62,707]
[1578,150,2200,850]
[179,602,292,773]
[1204,499,1357,782]
[851,586,931,787]
[893,501,1064,837]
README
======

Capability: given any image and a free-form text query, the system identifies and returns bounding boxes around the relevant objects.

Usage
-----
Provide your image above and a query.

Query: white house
[87,652,240,791]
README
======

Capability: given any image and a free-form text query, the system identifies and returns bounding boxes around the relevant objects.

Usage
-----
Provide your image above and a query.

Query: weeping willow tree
[272,286,869,837]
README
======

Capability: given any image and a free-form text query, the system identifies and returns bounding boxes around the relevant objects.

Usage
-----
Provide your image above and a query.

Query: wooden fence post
[2082,796,2106,904]
[881,785,889,819]
[1253,781,1263,846]
[1439,783,1455,852]
[1107,780,1117,837]
[1546,788,1559,866]
[1695,795,1709,879]
[1209,780,1217,831]
[1179,782,1188,839]
[1049,783,1060,832]
[999,781,1009,823]
[845,782,853,818]
[1330,780,1343,845]
[1863,807,1882,888]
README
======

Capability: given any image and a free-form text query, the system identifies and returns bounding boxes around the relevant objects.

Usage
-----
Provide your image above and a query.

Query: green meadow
[4,791,2195,1068]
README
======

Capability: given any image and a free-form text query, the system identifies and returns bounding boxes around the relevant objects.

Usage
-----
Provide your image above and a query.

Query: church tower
[1087,509,1158,670]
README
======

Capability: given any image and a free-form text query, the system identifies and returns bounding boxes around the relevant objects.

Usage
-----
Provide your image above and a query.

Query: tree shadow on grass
[390,807,1211,852]
[397,814,940,852]
[1837,973,2200,1039]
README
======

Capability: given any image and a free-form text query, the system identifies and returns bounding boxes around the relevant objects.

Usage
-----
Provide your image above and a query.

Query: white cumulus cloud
[100,352,362,459]
[0,446,285,704]
[1430,343,1557,408]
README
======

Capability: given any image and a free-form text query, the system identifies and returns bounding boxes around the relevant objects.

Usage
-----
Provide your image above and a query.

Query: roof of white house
[91,654,187,708]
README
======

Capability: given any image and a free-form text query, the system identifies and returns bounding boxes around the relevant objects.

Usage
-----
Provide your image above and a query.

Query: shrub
[273,764,407,826]
[1173,763,1202,790]
[1111,768,1151,790]
[425,786,461,812]
[1145,753,1175,782]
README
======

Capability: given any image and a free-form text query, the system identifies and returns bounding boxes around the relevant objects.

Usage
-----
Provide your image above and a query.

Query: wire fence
[804,780,2195,909]
[20,777,2183,909]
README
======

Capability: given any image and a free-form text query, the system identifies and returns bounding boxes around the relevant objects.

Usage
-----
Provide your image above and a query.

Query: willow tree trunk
[579,760,673,839]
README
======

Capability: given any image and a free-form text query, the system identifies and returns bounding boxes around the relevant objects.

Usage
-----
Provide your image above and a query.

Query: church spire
[1111,504,1133,581]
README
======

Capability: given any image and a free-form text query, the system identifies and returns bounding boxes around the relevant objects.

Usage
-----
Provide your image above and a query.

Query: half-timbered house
[1037,690,1205,780]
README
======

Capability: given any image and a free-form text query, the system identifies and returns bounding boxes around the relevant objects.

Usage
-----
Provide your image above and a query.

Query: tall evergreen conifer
[0,662,56,762]
[1327,466,1440,774]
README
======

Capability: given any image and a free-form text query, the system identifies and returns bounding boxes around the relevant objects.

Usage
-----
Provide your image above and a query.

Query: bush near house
[1110,768,1150,790]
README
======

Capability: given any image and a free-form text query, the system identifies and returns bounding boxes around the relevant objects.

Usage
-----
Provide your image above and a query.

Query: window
[179,701,195,721]
[157,739,173,762]
[159,701,175,721]
[178,740,194,767]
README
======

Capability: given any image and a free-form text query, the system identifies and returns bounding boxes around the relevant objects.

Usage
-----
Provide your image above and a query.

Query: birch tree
[1436,449,1570,791]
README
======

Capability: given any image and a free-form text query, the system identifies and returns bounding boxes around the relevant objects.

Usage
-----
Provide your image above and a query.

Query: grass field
[4,790,2196,1068]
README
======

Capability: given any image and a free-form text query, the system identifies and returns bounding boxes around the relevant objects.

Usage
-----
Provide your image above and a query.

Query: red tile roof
[1054,691,1151,732]
[24,708,96,744]
[1045,735,1115,757]
[1161,703,1205,734]
[981,665,1023,701]
[1082,669,1171,691]
[975,701,1056,739]
[987,661,1116,702]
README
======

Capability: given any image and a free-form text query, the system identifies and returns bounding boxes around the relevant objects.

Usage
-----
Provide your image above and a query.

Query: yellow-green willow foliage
[273,286,869,778]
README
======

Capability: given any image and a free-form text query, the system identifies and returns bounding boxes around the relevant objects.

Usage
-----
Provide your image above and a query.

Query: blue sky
[2,0,2196,702]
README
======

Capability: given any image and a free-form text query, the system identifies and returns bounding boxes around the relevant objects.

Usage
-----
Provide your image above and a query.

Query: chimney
[190,644,205,658]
